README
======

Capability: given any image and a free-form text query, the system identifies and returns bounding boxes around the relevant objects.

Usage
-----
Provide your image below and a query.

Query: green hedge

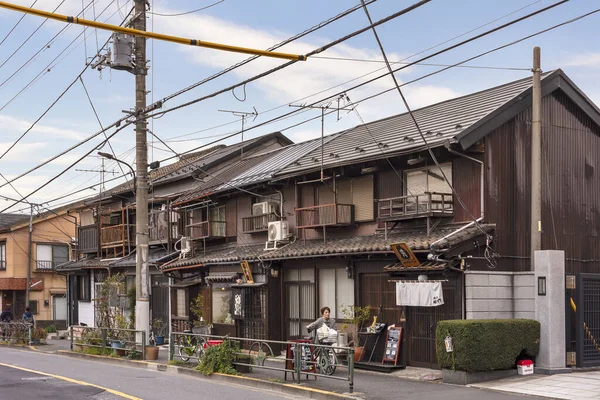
[436,319,540,372]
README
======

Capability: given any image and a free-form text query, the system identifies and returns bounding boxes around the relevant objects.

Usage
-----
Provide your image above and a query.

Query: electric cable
[0,0,39,48]
[148,0,224,17]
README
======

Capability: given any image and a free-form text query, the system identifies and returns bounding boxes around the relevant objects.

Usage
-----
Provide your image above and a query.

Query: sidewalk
[470,370,600,399]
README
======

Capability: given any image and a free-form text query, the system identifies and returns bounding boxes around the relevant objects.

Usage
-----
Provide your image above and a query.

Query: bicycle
[307,328,338,375]
[177,331,208,362]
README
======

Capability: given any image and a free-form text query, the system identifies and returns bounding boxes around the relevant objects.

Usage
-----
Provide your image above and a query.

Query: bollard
[70,326,73,351]
[348,347,354,393]
[142,330,146,360]
[28,324,32,346]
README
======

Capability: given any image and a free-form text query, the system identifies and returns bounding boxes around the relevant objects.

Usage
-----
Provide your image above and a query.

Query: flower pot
[154,336,165,345]
[353,346,365,363]
[145,346,159,360]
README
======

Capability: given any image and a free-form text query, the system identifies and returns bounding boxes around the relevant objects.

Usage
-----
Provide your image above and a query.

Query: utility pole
[531,46,542,268]
[218,108,258,159]
[133,0,150,339]
[25,204,34,305]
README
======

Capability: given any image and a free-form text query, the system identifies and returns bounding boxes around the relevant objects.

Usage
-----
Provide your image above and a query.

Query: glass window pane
[36,244,52,261]
[300,268,314,282]
[212,288,232,324]
[335,269,354,318]
[53,245,69,264]
[319,269,336,318]
[176,289,187,317]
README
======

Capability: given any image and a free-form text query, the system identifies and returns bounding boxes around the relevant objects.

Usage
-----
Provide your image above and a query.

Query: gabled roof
[274,70,596,179]
[0,213,29,230]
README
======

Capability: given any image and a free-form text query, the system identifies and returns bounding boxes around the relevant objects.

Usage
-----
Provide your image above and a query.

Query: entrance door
[53,295,67,321]
[406,278,461,368]
[575,273,600,367]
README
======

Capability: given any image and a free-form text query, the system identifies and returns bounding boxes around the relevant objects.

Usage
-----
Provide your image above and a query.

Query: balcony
[186,220,227,240]
[242,213,278,233]
[149,209,180,243]
[377,192,453,221]
[100,224,136,248]
[35,260,56,271]
[78,224,99,254]
[295,203,354,229]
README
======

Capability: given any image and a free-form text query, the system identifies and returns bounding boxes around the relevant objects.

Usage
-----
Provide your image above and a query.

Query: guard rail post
[348,347,355,393]
[70,325,73,350]
[169,332,174,361]
[294,343,301,384]
[142,330,146,360]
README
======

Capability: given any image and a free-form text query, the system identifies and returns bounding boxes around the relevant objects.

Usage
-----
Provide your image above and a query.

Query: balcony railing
[186,220,227,240]
[295,203,354,229]
[78,224,99,254]
[100,224,136,248]
[35,260,56,271]
[242,213,278,233]
[149,209,180,242]
[377,192,453,220]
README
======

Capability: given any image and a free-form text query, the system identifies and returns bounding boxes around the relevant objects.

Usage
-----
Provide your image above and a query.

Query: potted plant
[145,334,159,360]
[340,304,371,363]
[152,318,167,345]
[31,327,47,345]
[190,293,212,335]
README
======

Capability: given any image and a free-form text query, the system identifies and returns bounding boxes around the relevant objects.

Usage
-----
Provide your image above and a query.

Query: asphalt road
[0,347,306,400]
[0,346,546,400]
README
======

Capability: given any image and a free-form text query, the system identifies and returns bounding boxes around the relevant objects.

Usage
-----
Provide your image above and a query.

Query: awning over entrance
[0,277,43,291]
[383,261,448,272]
[161,243,265,272]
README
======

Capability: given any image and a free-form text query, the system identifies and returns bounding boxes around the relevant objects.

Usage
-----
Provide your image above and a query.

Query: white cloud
[565,53,600,68]
[0,115,85,140]
[0,142,45,161]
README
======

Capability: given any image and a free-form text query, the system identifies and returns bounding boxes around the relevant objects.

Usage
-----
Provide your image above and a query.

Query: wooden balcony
[295,203,354,229]
[78,224,99,254]
[242,213,278,233]
[101,224,136,248]
[149,209,181,243]
[377,192,453,221]
[186,220,227,240]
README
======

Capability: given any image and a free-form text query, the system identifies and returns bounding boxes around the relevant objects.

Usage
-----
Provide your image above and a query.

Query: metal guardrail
[69,325,146,360]
[169,332,355,393]
[0,321,33,344]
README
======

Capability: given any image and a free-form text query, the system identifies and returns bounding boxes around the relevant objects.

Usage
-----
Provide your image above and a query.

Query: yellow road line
[0,361,141,400]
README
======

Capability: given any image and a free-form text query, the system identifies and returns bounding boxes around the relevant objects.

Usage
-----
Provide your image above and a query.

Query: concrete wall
[465,271,535,319]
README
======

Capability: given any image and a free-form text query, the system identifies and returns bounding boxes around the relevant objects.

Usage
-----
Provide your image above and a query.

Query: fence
[0,322,32,344]
[69,325,146,360]
[169,331,355,393]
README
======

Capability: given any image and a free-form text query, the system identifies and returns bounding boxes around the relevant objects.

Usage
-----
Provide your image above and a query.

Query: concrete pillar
[534,250,569,374]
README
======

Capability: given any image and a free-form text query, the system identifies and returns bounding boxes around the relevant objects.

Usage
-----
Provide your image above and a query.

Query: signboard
[232,288,244,319]
[390,243,420,268]
[382,327,403,365]
[284,339,315,381]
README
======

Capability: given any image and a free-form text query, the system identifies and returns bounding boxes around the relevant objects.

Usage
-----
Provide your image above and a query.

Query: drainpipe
[445,145,484,219]
[275,190,284,220]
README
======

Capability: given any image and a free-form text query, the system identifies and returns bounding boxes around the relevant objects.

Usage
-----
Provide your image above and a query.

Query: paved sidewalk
[471,370,600,399]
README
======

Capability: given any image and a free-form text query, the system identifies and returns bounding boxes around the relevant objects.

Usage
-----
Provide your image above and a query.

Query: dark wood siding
[452,156,482,223]
[376,169,404,199]
[483,90,600,273]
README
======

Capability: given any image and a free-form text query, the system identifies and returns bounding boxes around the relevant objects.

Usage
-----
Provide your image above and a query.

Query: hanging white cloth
[396,281,444,307]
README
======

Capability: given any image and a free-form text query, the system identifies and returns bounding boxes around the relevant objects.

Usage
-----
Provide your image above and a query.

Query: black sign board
[382,327,403,365]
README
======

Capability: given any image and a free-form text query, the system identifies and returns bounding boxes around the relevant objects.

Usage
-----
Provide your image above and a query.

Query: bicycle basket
[191,325,210,335]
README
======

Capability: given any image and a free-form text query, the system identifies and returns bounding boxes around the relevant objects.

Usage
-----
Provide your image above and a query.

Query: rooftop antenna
[75,157,118,192]
[290,95,354,181]
[218,107,258,159]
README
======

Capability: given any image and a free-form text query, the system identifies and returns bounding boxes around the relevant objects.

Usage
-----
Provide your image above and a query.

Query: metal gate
[576,273,600,367]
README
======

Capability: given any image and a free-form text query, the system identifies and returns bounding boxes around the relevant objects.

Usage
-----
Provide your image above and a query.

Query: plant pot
[154,336,165,345]
[353,346,365,363]
[145,346,159,360]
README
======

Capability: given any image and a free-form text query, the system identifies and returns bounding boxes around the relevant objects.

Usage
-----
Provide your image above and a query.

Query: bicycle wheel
[316,347,337,375]
[177,335,194,362]
[194,336,208,363]
[248,341,274,366]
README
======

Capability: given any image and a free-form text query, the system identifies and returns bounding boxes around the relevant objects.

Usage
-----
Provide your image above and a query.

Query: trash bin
[517,359,534,375]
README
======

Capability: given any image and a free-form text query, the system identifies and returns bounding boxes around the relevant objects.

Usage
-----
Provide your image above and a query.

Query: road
[0,347,305,400]
[0,346,545,400]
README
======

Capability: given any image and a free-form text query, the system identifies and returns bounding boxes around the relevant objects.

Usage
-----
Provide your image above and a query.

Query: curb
[56,350,361,400]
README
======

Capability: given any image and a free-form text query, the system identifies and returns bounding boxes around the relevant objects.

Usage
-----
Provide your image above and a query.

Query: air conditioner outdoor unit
[267,221,289,242]
[180,237,191,258]
[252,201,277,216]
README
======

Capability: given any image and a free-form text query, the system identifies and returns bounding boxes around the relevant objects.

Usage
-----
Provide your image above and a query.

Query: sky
[0,0,599,214]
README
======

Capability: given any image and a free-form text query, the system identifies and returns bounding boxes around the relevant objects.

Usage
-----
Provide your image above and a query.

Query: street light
[98,152,136,190]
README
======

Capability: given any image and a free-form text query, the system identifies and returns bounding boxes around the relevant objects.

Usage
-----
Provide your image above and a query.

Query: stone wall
[465,271,535,319]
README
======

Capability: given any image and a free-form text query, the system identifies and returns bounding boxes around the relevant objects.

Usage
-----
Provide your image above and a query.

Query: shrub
[436,319,540,372]
[46,325,57,333]
[195,339,241,376]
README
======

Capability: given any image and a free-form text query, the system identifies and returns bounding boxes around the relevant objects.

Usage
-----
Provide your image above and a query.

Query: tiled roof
[383,260,450,272]
[111,247,171,268]
[274,72,554,179]
[55,257,115,271]
[162,223,494,271]
[0,213,29,230]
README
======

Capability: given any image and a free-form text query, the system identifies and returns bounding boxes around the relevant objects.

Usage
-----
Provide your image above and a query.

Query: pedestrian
[23,306,34,326]
[0,307,13,322]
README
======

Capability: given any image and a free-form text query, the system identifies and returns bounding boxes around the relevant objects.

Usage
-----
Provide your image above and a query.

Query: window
[406,163,452,195]
[28,300,39,315]
[0,242,5,270]
[36,244,69,271]
[212,285,233,324]
[318,268,355,320]
[77,275,91,302]
[176,289,187,317]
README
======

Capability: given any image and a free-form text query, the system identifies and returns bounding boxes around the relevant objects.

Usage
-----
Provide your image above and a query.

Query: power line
[0,0,66,71]
[0,0,38,48]
[0,0,121,112]
[148,0,224,17]
[311,56,529,71]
